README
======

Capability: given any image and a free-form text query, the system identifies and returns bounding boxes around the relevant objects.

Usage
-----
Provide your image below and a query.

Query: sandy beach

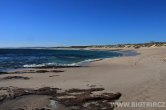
[1,0,166,109]
[0,47,166,110]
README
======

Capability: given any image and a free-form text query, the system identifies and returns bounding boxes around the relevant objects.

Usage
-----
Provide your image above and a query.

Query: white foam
[23,58,102,68]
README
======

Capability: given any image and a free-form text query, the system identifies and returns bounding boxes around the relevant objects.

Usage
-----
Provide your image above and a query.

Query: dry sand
[0,47,166,110]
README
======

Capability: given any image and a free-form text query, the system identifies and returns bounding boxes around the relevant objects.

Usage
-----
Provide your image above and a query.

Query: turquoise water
[0,49,122,69]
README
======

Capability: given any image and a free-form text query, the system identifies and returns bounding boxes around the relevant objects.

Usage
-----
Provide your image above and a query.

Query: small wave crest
[23,58,102,68]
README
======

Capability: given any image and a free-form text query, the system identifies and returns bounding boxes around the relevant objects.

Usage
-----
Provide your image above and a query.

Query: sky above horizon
[0,0,166,47]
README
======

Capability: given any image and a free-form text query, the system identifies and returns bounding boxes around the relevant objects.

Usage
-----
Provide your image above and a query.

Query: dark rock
[35,108,51,110]
[2,76,30,80]
[0,87,121,110]
[35,70,49,73]
[0,95,7,102]
[49,75,60,77]
[34,70,64,73]
[35,87,59,95]
[50,70,64,73]
[0,72,11,74]
[66,88,104,93]
[12,88,33,98]
[13,108,25,110]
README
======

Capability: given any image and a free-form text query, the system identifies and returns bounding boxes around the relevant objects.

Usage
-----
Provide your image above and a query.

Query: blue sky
[0,0,166,47]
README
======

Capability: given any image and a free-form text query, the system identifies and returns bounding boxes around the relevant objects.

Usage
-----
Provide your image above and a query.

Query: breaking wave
[23,58,102,68]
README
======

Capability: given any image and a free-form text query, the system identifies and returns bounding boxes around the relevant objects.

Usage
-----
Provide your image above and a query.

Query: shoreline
[0,49,127,73]
[0,49,138,73]
[0,49,123,72]
[0,47,166,109]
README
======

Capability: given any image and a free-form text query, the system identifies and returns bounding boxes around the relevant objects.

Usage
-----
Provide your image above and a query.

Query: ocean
[0,49,122,70]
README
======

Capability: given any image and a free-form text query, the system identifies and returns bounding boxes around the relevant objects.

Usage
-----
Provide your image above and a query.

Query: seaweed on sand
[2,76,30,80]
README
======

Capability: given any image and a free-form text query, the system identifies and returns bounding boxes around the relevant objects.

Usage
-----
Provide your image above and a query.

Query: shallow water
[0,95,50,110]
[0,95,70,110]
[50,100,70,110]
